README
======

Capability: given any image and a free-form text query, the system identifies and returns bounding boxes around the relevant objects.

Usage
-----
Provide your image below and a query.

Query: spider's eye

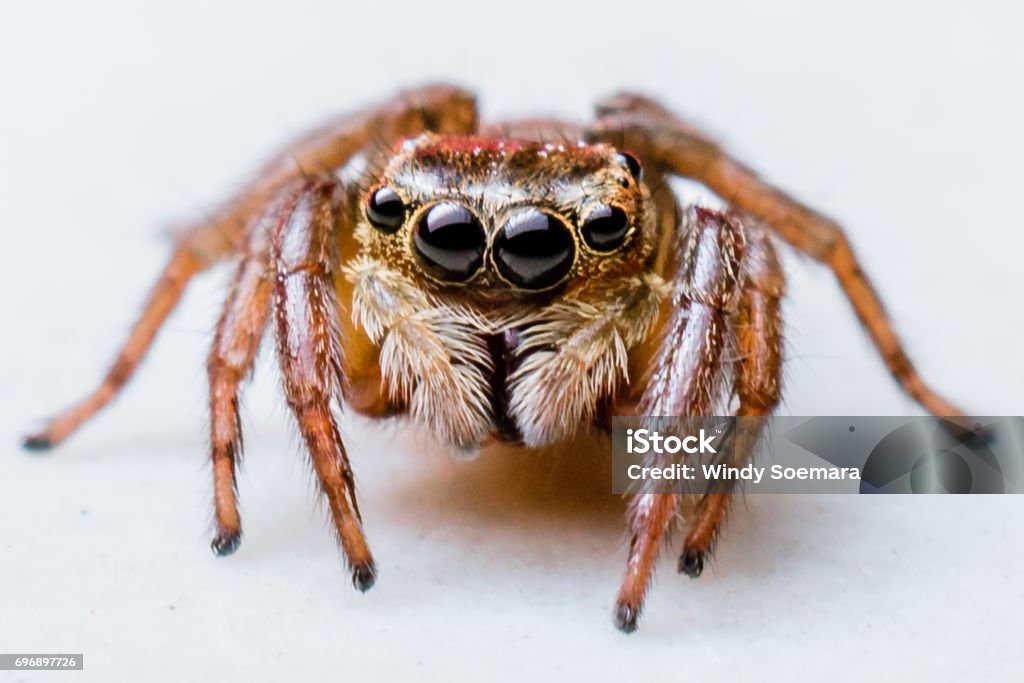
[581,205,631,252]
[366,186,406,232]
[413,202,486,282]
[616,152,642,182]
[494,209,575,290]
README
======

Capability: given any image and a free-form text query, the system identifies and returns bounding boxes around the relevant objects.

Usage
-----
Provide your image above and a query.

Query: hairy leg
[588,95,962,418]
[614,208,746,633]
[25,84,478,451]
[203,84,478,256]
[205,198,289,556]
[23,228,220,450]
[680,224,785,578]
[272,178,374,590]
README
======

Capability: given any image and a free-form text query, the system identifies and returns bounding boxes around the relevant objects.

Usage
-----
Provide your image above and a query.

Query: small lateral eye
[366,186,406,232]
[581,205,630,252]
[616,152,642,182]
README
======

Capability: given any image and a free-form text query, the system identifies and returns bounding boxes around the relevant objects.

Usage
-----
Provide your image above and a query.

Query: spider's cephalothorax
[24,85,965,633]
[342,132,666,453]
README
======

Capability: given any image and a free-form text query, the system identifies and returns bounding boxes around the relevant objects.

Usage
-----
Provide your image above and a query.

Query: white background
[1,1,1022,681]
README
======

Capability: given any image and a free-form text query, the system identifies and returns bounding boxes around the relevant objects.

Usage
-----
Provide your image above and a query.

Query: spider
[23,84,963,633]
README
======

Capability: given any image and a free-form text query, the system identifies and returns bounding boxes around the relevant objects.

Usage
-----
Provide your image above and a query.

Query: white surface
[1,1,1023,681]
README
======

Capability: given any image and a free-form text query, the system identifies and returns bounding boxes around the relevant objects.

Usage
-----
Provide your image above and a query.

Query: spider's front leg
[614,209,783,633]
[25,85,478,565]
[24,84,476,451]
[270,178,376,589]
[678,216,785,579]
[589,95,963,419]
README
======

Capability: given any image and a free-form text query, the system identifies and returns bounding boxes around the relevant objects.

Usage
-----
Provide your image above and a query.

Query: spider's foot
[613,601,641,634]
[211,531,242,557]
[22,432,55,452]
[678,548,705,578]
[938,417,995,444]
[351,561,377,593]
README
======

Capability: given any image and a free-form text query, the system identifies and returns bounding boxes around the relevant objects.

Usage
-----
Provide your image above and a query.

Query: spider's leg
[208,84,477,249]
[24,84,477,451]
[204,197,289,556]
[272,177,375,590]
[680,223,785,578]
[614,208,745,633]
[588,96,963,418]
[22,223,232,450]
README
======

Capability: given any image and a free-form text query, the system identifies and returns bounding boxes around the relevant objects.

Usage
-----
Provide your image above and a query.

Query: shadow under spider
[372,427,822,582]
[383,430,625,528]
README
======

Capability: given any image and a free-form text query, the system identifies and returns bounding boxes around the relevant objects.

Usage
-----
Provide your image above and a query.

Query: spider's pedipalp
[345,257,495,452]
[506,274,667,446]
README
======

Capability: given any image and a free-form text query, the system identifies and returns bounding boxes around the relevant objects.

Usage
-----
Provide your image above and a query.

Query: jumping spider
[24,85,963,632]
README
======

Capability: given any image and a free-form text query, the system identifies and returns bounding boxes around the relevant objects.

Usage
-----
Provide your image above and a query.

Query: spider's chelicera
[24,85,964,633]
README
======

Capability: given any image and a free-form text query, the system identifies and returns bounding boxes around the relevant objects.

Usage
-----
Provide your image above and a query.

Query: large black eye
[413,203,486,282]
[581,205,630,252]
[366,186,406,232]
[493,209,575,290]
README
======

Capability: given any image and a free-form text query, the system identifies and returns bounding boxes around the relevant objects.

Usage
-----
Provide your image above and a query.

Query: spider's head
[355,132,656,306]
